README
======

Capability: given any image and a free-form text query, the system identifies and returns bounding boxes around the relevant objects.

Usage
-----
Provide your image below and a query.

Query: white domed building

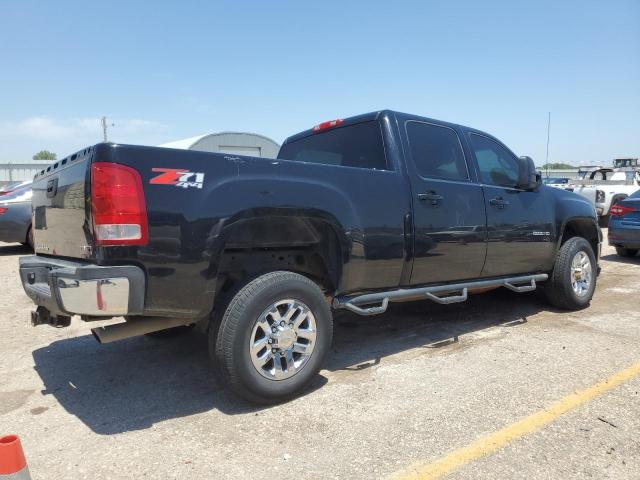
[159,131,280,158]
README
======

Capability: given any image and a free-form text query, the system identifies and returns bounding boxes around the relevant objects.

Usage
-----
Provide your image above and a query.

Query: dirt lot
[2,231,639,479]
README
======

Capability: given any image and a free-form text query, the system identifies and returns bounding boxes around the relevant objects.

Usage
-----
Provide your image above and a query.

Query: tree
[540,162,573,169]
[32,150,57,161]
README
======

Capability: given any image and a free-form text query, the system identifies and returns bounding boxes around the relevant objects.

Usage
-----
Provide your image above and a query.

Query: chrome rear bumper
[19,256,145,317]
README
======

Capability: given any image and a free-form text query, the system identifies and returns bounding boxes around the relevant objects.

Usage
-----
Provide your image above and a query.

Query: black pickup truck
[19,110,601,403]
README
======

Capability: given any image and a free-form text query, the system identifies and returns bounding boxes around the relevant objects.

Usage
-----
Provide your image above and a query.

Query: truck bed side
[30,140,411,319]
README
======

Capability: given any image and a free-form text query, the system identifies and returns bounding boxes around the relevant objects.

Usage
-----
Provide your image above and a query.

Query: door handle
[489,197,510,209]
[418,192,444,205]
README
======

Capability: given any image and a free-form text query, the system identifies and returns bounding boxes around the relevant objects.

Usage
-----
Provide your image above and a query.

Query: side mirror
[518,156,541,190]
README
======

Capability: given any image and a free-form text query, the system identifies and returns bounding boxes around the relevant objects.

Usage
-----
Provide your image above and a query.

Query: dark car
[542,177,570,186]
[0,182,33,248]
[0,180,31,196]
[19,110,601,403]
[608,190,640,257]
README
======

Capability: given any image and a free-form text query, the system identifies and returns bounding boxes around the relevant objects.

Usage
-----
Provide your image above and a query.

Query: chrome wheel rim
[570,251,592,297]
[249,299,317,380]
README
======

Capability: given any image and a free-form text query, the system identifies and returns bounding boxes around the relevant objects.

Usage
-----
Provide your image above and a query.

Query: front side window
[406,121,468,181]
[469,134,520,188]
[277,121,388,170]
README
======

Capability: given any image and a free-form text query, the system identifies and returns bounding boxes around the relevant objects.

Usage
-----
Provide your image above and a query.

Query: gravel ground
[1,230,639,479]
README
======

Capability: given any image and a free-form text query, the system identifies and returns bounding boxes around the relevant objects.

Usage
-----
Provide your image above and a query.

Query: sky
[0,0,638,166]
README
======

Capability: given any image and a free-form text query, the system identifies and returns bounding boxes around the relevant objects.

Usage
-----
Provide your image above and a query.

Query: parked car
[542,177,570,187]
[608,190,640,257]
[0,180,31,196]
[0,182,33,248]
[19,110,601,403]
[565,167,640,225]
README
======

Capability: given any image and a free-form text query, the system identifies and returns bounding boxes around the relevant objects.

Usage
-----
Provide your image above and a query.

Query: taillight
[312,118,343,132]
[0,207,7,215]
[610,204,636,217]
[91,162,148,246]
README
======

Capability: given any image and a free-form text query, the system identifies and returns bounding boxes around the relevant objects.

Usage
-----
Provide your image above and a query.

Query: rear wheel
[23,225,34,250]
[543,237,596,310]
[615,246,638,257]
[211,271,333,404]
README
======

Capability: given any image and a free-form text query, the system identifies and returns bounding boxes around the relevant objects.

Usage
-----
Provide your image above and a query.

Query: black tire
[211,271,333,404]
[145,324,195,338]
[23,225,34,250]
[615,246,638,257]
[598,215,609,228]
[542,237,597,310]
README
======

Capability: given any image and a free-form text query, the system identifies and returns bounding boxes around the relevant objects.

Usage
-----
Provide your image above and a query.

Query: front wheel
[542,237,597,310]
[211,271,333,404]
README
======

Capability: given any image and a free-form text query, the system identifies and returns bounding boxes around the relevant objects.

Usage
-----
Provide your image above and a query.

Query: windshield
[0,184,32,203]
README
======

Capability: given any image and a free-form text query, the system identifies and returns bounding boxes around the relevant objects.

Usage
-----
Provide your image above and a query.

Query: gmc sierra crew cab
[19,110,601,403]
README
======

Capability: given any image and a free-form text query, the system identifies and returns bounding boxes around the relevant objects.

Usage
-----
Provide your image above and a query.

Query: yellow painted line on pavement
[393,362,640,480]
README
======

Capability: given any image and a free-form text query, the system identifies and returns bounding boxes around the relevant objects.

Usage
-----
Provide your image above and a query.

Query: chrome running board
[333,274,548,316]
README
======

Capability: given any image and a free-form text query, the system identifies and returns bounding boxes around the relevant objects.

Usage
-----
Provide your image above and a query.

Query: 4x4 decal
[150,168,205,189]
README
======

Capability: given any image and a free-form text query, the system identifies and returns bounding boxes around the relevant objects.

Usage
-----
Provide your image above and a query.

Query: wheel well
[216,246,336,294]
[212,218,343,313]
[561,219,599,256]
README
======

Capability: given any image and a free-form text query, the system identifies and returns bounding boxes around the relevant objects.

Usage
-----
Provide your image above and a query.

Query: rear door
[466,132,555,277]
[403,120,487,285]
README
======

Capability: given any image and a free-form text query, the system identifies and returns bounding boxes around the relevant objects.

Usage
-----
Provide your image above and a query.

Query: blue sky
[1,0,638,165]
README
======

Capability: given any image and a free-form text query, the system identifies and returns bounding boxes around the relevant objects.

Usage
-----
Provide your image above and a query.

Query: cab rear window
[278,121,388,170]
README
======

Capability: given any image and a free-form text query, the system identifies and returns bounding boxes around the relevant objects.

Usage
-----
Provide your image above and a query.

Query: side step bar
[333,274,548,316]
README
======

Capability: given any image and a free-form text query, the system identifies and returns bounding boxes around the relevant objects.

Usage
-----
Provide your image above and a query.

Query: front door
[466,133,555,277]
[404,120,487,285]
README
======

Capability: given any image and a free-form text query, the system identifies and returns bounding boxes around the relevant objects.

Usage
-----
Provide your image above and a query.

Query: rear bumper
[0,201,30,243]
[608,220,640,248]
[19,255,145,317]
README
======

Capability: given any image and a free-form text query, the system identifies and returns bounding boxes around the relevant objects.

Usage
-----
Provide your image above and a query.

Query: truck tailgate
[31,147,94,259]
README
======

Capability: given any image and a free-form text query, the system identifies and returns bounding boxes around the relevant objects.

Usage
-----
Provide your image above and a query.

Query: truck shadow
[0,243,31,256]
[600,253,640,265]
[32,288,547,435]
[328,288,544,373]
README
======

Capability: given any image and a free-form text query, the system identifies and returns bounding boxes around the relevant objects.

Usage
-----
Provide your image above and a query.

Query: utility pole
[545,112,551,178]
[101,116,114,142]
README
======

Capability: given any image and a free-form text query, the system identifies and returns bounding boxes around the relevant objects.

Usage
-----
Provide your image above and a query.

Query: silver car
[0,183,33,248]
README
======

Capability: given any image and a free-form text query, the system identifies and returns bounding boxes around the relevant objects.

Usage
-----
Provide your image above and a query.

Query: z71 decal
[150,168,205,189]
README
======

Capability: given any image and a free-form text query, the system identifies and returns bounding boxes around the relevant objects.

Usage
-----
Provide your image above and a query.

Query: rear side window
[405,121,468,180]
[278,121,388,170]
[468,134,520,188]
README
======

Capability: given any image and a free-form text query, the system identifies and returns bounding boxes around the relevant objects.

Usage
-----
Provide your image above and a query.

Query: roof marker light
[312,118,344,133]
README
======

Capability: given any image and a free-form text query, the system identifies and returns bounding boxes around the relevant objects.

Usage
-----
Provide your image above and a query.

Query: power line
[101,116,114,142]
[545,112,551,177]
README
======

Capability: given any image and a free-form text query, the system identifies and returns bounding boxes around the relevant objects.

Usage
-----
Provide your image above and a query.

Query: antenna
[545,112,551,178]
[101,116,115,142]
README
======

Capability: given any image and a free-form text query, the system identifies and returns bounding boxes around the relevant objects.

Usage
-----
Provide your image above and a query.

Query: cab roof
[282,109,495,145]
